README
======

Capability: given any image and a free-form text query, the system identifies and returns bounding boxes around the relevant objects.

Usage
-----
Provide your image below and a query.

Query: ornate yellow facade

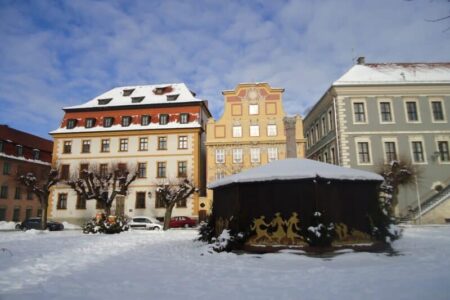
[203,83,306,211]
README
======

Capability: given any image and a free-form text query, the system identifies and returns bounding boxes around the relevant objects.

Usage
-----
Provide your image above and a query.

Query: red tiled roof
[0,125,53,152]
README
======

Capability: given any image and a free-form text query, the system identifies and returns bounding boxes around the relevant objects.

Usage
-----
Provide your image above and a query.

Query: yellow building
[203,83,306,212]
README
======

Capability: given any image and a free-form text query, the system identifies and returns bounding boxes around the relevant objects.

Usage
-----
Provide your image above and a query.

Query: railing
[409,184,450,220]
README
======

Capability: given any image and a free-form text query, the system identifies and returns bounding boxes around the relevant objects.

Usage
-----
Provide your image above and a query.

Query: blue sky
[1,0,449,139]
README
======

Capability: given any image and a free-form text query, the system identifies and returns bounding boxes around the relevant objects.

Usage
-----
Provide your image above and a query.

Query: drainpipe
[333,96,340,165]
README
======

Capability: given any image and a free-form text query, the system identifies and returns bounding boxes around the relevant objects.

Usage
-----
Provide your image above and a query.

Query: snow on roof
[208,158,383,189]
[333,63,450,86]
[64,83,202,110]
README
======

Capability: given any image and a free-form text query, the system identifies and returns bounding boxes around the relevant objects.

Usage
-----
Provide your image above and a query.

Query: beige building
[203,83,306,212]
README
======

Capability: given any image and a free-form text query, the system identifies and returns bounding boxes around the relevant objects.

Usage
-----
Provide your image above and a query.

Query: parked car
[128,216,162,230]
[169,216,197,228]
[15,218,64,231]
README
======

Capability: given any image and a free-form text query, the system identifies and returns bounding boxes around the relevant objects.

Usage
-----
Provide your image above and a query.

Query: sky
[0,0,449,139]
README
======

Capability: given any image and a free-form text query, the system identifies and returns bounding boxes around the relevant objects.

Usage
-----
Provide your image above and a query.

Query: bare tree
[67,165,137,216]
[18,169,59,230]
[156,179,197,230]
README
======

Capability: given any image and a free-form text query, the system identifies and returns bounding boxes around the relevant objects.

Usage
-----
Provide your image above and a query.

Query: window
[131,96,144,103]
[26,190,33,200]
[215,170,225,180]
[155,192,164,208]
[249,104,259,115]
[123,89,135,96]
[103,117,114,127]
[67,119,77,129]
[267,125,277,137]
[268,148,278,162]
[384,142,397,162]
[63,141,72,154]
[328,110,334,130]
[101,139,110,152]
[412,141,425,163]
[96,200,105,210]
[406,101,419,122]
[16,145,23,156]
[76,195,86,209]
[357,142,371,164]
[438,141,450,162]
[159,114,169,125]
[81,140,91,153]
[167,94,179,101]
[0,141,4,153]
[122,116,132,127]
[178,136,188,149]
[353,102,366,123]
[158,137,167,150]
[178,161,187,177]
[250,125,260,137]
[306,134,309,149]
[79,163,89,178]
[321,117,326,136]
[180,113,189,124]
[331,147,336,164]
[315,123,319,139]
[117,163,127,173]
[138,163,147,178]
[32,149,40,160]
[98,98,112,105]
[215,149,225,164]
[431,101,444,121]
[0,186,7,198]
[25,208,32,219]
[139,138,148,151]
[232,149,243,164]
[57,193,67,210]
[157,162,166,178]
[100,164,108,177]
[141,115,151,126]
[3,162,10,175]
[311,128,315,144]
[232,126,242,138]
[13,207,20,222]
[85,118,96,128]
[135,192,146,209]
[0,207,6,221]
[380,102,393,122]
[14,187,21,200]
[61,164,70,180]
[250,148,260,164]
[119,139,128,152]
[176,197,187,208]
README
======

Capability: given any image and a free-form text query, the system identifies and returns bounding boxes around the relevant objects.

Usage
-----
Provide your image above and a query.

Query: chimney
[357,56,365,65]
[283,116,297,158]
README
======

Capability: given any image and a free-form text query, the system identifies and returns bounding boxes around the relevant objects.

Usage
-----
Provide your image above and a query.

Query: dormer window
[122,116,132,127]
[141,115,151,126]
[16,145,23,157]
[32,149,40,160]
[131,96,145,103]
[123,89,135,96]
[153,86,173,95]
[67,119,77,129]
[180,113,189,124]
[167,94,179,101]
[85,118,96,128]
[103,117,114,127]
[159,114,169,125]
[98,98,112,105]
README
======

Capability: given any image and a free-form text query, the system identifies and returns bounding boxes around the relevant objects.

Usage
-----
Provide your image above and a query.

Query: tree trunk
[40,196,48,230]
[163,203,176,230]
[105,203,112,216]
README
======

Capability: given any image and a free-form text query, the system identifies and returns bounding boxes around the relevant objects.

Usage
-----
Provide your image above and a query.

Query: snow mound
[0,221,17,230]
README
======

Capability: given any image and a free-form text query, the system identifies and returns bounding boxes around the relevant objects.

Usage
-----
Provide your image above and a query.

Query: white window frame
[404,98,421,123]
[232,148,243,164]
[328,108,334,131]
[409,136,427,164]
[434,135,450,164]
[381,137,398,164]
[267,148,278,162]
[267,124,277,137]
[232,126,242,138]
[215,149,225,164]
[429,97,447,123]
[321,115,327,136]
[354,137,373,165]
[351,99,368,124]
[250,148,260,164]
[249,104,259,115]
[250,125,260,137]
[378,98,395,124]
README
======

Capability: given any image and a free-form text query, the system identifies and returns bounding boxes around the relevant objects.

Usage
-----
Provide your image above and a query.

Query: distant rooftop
[0,125,53,153]
[65,83,202,110]
[334,59,450,86]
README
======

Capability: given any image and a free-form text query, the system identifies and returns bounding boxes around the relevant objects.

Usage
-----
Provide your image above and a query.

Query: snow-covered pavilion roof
[208,159,383,189]
[333,63,450,86]
[64,83,202,110]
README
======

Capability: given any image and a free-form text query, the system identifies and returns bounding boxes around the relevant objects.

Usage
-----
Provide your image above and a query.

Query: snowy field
[1,226,450,300]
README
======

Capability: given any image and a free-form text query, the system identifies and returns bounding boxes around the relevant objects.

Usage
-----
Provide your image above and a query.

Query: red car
[169,216,197,228]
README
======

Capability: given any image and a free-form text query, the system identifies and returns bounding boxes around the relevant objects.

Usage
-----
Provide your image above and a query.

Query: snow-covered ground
[1,226,449,300]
